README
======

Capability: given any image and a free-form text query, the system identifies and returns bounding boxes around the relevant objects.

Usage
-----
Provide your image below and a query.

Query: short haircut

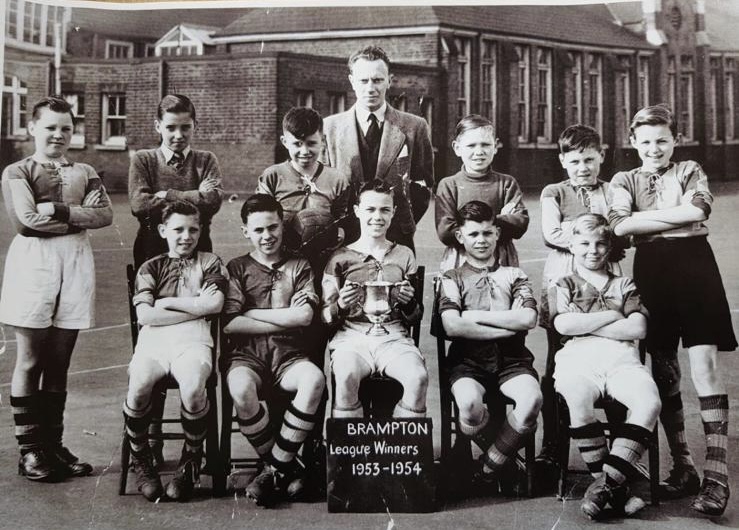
[570,213,612,244]
[558,124,602,154]
[157,94,197,121]
[241,193,284,224]
[453,114,495,142]
[161,199,200,224]
[348,45,391,72]
[356,178,395,205]
[31,95,74,122]
[629,104,677,138]
[456,200,494,226]
[282,107,323,139]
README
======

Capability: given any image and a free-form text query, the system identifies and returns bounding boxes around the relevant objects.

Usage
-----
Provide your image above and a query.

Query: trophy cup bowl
[362,280,395,336]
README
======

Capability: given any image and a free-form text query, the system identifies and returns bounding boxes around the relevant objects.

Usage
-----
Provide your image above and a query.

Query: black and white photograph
[0,0,737,528]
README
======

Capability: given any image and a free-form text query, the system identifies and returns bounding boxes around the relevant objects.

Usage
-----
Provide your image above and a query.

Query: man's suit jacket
[323,104,433,240]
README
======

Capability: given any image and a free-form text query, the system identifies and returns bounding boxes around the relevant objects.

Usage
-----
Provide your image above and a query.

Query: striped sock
[237,404,274,460]
[40,390,67,449]
[458,408,496,453]
[571,422,608,477]
[123,401,153,454]
[481,412,532,474]
[333,401,363,419]
[11,395,42,454]
[602,423,652,486]
[660,392,696,470]
[699,394,729,487]
[393,400,426,419]
[271,403,317,471]
[181,401,209,456]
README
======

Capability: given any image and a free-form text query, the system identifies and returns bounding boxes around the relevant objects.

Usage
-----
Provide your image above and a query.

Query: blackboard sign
[326,418,435,513]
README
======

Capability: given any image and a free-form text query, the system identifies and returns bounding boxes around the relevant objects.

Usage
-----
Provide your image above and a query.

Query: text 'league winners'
[326,418,435,512]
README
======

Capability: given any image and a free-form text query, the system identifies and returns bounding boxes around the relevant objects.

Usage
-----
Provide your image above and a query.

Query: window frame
[679,55,695,142]
[105,39,134,59]
[454,36,472,121]
[618,55,632,146]
[5,1,67,52]
[63,93,85,148]
[637,55,650,108]
[2,75,29,137]
[295,90,314,108]
[101,93,127,148]
[535,47,553,144]
[480,38,497,125]
[726,57,737,141]
[515,44,531,144]
[584,53,603,137]
[328,91,346,115]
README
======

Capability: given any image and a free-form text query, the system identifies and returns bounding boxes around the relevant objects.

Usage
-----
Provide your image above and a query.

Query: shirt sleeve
[63,165,114,230]
[201,253,230,293]
[495,177,529,240]
[293,258,319,308]
[438,271,463,314]
[607,171,636,229]
[540,185,570,250]
[223,260,246,326]
[320,254,343,326]
[132,261,158,307]
[680,161,713,217]
[620,277,648,317]
[434,178,460,247]
[164,153,223,218]
[547,277,576,327]
[1,165,70,235]
[255,169,276,196]
[510,268,537,311]
[128,151,166,221]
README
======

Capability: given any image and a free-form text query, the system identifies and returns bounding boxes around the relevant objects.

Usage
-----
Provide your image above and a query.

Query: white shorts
[329,325,424,376]
[0,232,95,329]
[554,336,653,398]
[130,319,213,375]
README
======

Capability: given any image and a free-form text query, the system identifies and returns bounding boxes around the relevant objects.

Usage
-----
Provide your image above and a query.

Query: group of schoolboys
[2,59,733,522]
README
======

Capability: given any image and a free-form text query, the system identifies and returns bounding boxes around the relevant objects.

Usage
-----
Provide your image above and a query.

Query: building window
[679,55,695,141]
[105,40,133,59]
[328,92,346,115]
[6,1,67,50]
[569,52,583,125]
[584,53,603,135]
[709,57,721,141]
[420,96,433,131]
[536,48,553,143]
[295,90,314,108]
[667,56,677,116]
[389,94,407,112]
[2,75,28,137]
[455,37,471,121]
[155,26,204,57]
[516,44,530,143]
[63,93,85,148]
[145,44,157,57]
[637,55,650,108]
[726,58,736,140]
[101,93,126,147]
[481,39,496,124]
[618,56,632,145]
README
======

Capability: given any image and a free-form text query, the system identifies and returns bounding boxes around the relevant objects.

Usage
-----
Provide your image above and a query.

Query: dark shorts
[448,335,538,389]
[219,334,309,390]
[634,236,737,353]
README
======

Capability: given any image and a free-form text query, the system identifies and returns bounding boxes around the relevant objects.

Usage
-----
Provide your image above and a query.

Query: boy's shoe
[245,465,278,507]
[49,445,93,477]
[497,458,527,497]
[580,475,614,520]
[165,452,201,502]
[130,449,163,502]
[471,458,499,494]
[691,478,730,516]
[609,484,647,516]
[278,468,306,500]
[658,465,700,499]
[534,445,560,493]
[18,449,61,482]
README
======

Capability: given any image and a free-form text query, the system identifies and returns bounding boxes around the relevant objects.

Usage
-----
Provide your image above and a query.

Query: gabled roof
[216,5,654,49]
[156,24,219,47]
[70,6,252,41]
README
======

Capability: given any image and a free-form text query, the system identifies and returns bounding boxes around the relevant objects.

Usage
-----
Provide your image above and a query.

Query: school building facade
[3,1,739,191]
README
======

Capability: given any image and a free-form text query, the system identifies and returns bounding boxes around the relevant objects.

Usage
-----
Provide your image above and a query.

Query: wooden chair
[118,264,226,497]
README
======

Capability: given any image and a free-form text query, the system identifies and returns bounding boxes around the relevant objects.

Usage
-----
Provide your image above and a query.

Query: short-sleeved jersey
[321,243,420,331]
[1,156,113,238]
[548,272,647,337]
[223,254,318,349]
[133,251,229,307]
[608,160,713,243]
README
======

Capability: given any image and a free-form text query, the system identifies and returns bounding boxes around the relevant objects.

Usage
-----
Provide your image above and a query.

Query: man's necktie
[366,113,381,150]
[170,152,185,171]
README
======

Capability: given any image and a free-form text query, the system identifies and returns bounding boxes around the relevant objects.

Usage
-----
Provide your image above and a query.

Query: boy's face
[158,213,201,258]
[349,58,390,113]
[28,107,72,160]
[630,124,676,172]
[570,231,610,271]
[353,190,395,239]
[155,111,195,154]
[559,147,603,186]
[242,210,283,258]
[281,129,323,171]
[452,127,497,176]
[455,219,499,262]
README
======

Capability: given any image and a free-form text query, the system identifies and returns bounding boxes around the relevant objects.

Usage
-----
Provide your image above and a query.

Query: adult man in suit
[323,46,434,253]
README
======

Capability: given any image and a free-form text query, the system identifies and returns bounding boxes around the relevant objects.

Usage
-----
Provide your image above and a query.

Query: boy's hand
[198,283,219,298]
[154,190,167,199]
[511,297,524,310]
[36,202,54,216]
[82,189,102,207]
[290,291,310,307]
[338,281,361,310]
[394,280,415,306]
[500,193,522,215]
[199,178,220,193]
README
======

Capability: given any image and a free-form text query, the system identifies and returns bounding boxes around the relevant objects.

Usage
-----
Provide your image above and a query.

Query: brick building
[3,1,739,191]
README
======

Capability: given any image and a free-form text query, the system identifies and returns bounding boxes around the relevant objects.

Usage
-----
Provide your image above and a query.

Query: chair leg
[118,425,130,496]
[556,395,571,500]
[219,380,233,483]
[649,423,660,506]
[525,433,536,498]
[206,383,225,497]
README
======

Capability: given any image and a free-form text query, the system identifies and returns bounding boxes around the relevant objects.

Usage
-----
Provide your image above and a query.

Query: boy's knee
[229,380,259,409]
[302,367,326,395]
[398,366,428,393]
[179,385,207,412]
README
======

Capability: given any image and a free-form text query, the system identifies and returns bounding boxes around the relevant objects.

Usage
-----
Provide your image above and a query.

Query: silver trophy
[361,280,396,336]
